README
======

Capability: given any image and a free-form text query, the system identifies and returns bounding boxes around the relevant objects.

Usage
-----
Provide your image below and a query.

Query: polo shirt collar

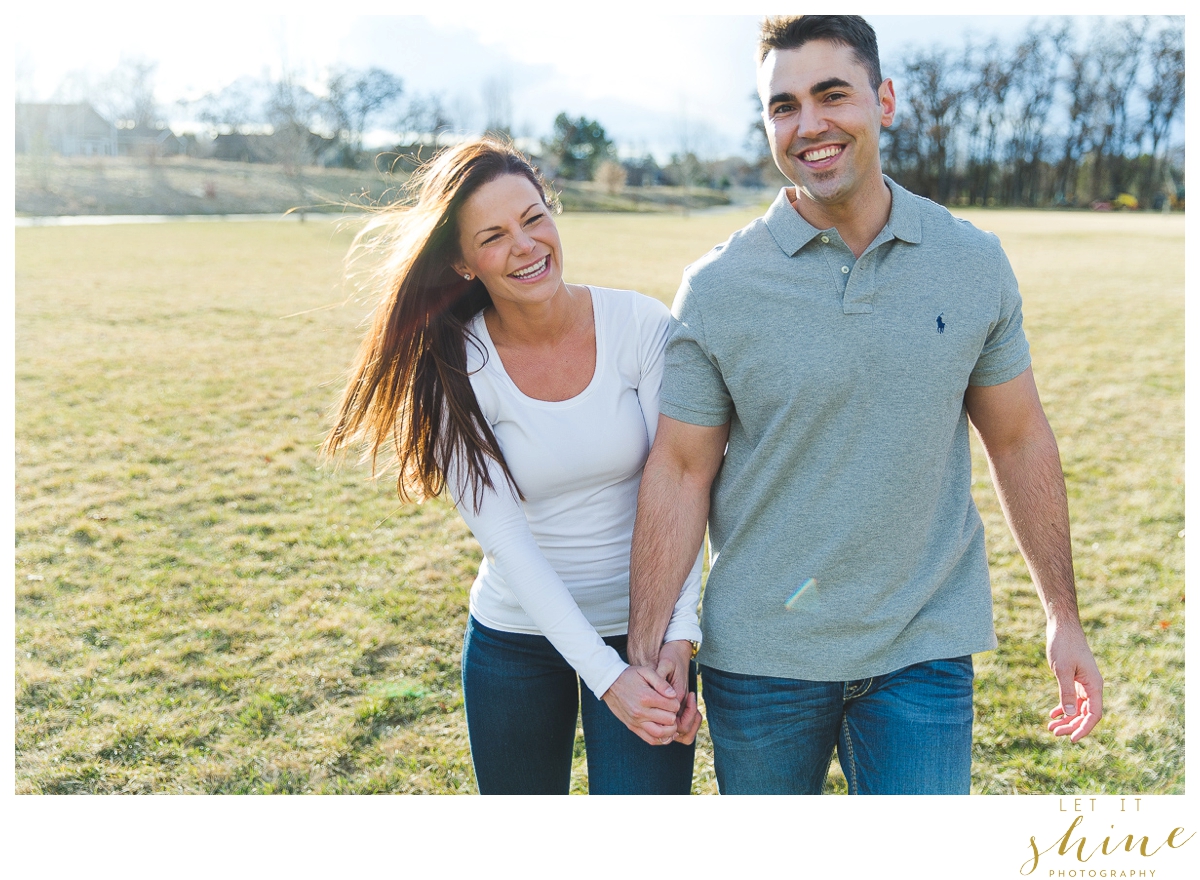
[882,176,923,244]
[764,187,820,256]
[764,176,923,256]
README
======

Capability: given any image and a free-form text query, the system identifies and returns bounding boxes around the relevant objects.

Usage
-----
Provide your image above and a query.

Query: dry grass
[14,206,1183,794]
[15,155,731,218]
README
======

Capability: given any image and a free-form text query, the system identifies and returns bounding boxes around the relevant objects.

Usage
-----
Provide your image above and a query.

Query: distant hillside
[15,155,731,217]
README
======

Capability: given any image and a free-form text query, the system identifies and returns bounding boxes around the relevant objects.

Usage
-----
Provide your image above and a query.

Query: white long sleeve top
[446,286,704,699]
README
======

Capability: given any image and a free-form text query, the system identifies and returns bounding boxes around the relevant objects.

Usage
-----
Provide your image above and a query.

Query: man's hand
[656,639,702,745]
[602,665,682,746]
[1045,619,1104,742]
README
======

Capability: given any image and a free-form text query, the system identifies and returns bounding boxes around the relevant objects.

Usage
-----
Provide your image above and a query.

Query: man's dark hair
[757,15,883,93]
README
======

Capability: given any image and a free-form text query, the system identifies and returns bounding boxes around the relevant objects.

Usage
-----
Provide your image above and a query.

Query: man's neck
[790,175,892,259]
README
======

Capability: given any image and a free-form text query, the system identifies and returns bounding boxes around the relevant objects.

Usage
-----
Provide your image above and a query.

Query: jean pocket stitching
[839,714,858,794]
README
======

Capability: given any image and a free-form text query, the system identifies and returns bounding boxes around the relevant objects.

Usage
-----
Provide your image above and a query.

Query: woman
[324,137,703,794]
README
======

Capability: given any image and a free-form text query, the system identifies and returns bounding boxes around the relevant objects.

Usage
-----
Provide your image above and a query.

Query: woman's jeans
[462,616,695,795]
[701,655,974,795]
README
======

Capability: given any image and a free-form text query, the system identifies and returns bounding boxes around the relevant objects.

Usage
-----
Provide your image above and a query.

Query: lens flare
[785,578,816,610]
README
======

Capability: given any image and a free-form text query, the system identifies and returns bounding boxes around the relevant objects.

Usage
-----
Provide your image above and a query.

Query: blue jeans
[461,616,695,795]
[701,655,974,795]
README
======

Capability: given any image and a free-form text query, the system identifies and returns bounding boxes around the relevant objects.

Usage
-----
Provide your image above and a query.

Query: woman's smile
[509,255,551,281]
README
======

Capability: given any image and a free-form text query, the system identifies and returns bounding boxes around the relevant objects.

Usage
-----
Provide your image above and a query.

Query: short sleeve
[659,278,733,426]
[633,294,670,444]
[969,246,1032,387]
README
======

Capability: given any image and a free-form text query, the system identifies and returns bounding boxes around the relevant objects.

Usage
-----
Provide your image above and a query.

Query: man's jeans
[701,655,974,794]
[462,616,695,795]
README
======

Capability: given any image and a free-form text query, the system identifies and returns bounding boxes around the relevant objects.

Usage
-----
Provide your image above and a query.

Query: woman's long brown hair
[323,137,559,511]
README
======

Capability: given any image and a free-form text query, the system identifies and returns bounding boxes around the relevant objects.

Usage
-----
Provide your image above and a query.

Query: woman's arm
[447,452,682,742]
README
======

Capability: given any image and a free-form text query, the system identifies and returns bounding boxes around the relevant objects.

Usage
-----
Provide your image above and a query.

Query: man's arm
[628,415,729,668]
[965,367,1103,742]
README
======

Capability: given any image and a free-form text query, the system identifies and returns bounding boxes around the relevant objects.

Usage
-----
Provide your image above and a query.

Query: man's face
[758,40,895,211]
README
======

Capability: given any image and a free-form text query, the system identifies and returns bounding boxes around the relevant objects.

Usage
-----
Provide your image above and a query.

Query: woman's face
[453,174,565,309]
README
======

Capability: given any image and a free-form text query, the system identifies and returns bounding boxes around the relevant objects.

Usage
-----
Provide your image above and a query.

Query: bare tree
[53,56,160,128]
[481,75,513,137]
[902,47,965,204]
[192,75,272,135]
[265,72,328,212]
[1052,20,1096,205]
[1141,18,1185,203]
[400,93,453,140]
[1004,24,1067,206]
[963,38,1014,205]
[1088,17,1150,199]
[96,56,160,127]
[879,15,1181,208]
[51,69,99,105]
[325,66,405,158]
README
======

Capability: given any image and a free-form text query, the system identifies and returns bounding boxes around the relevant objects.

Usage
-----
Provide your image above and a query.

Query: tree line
[876,16,1184,209]
[32,15,1183,208]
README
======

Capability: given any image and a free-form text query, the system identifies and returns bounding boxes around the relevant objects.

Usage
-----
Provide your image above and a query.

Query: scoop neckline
[474,285,602,407]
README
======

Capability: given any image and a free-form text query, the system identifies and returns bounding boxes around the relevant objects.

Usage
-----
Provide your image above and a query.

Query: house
[116,121,185,158]
[211,125,339,167]
[211,132,271,162]
[16,103,118,156]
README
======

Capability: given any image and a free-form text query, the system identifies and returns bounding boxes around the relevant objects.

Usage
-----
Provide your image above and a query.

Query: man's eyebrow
[767,77,855,108]
[811,77,853,95]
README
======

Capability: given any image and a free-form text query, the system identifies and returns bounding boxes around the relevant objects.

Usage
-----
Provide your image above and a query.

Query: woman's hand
[602,665,682,746]
[657,639,702,745]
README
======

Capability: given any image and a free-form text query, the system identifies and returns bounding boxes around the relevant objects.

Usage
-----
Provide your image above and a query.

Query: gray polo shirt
[661,180,1031,681]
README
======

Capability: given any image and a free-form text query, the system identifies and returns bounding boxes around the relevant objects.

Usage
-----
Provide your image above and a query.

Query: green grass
[14,206,1183,794]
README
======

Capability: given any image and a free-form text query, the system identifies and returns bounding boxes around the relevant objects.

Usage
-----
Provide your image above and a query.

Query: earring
[463,273,472,280]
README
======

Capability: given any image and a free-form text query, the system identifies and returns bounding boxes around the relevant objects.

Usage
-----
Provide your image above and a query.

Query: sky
[12,7,1121,161]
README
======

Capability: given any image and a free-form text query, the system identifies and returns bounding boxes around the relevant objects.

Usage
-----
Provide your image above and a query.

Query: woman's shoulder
[464,309,490,372]
[588,285,670,329]
[462,311,505,419]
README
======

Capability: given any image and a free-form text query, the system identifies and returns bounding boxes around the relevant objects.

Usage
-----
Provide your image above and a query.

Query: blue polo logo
[936,314,945,333]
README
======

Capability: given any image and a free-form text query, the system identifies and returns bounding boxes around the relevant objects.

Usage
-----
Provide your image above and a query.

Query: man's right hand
[1045,619,1104,742]
[656,639,702,745]
[602,665,682,746]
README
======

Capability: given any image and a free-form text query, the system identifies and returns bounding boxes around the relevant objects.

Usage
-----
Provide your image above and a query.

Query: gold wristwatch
[689,640,700,659]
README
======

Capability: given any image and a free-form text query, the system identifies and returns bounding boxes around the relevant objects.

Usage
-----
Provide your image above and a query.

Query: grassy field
[14,205,1184,794]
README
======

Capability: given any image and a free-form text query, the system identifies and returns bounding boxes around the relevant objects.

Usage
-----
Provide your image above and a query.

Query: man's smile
[798,144,846,165]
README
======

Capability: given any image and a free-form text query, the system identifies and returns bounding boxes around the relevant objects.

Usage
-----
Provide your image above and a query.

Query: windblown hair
[757,15,883,93]
[323,136,559,511]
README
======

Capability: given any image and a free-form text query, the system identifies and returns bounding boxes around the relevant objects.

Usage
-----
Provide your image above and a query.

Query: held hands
[602,638,704,746]
[602,665,683,746]
[1045,619,1104,742]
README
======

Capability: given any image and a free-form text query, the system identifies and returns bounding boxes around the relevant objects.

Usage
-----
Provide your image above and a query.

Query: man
[628,15,1103,794]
